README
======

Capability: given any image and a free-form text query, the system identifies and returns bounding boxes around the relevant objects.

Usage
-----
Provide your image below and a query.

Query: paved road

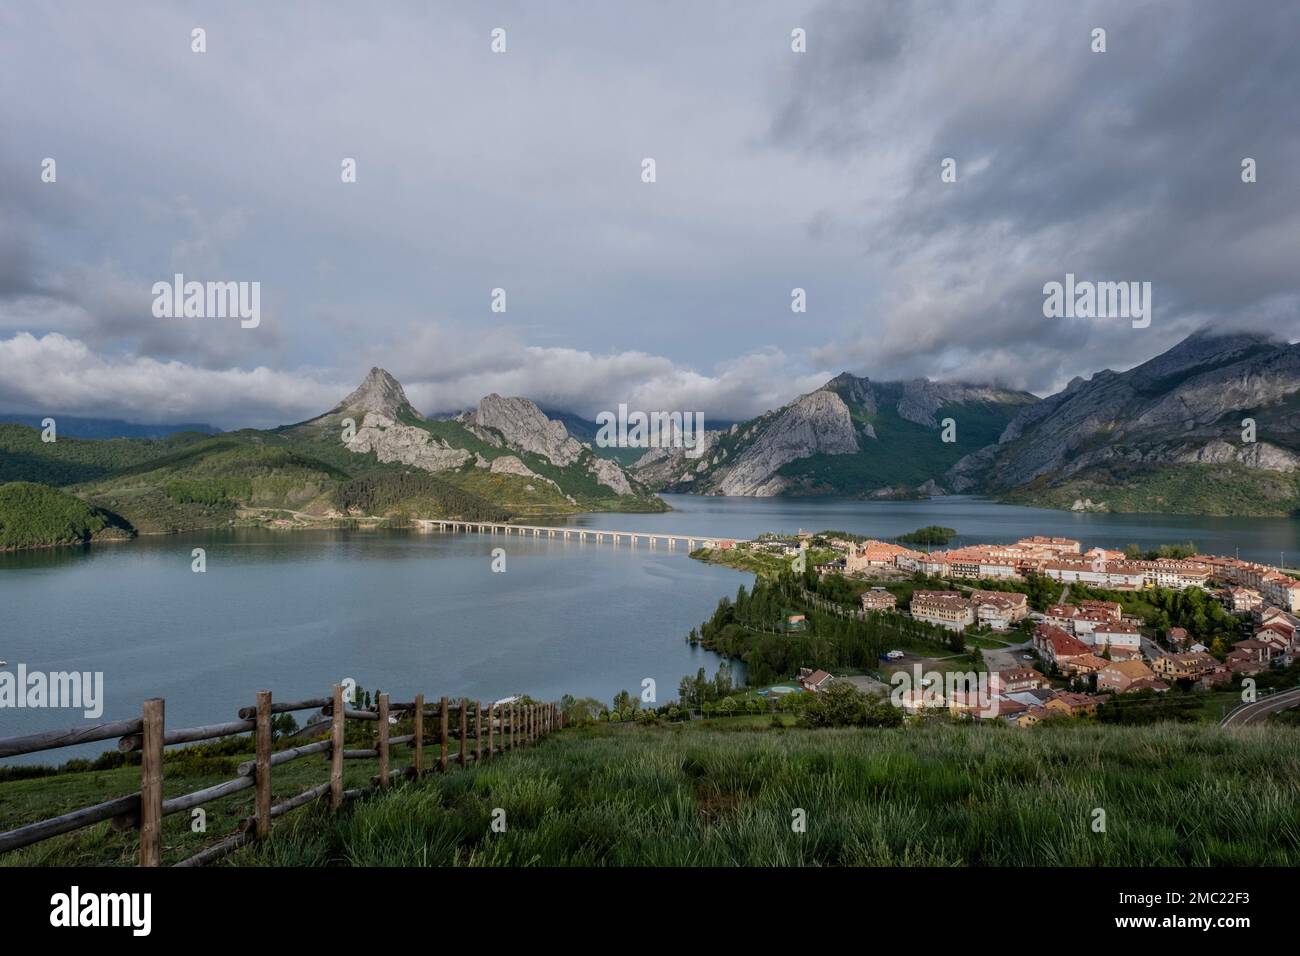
[1220,685,1300,727]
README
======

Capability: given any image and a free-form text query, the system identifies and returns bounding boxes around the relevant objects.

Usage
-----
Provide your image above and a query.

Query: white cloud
[0,332,825,429]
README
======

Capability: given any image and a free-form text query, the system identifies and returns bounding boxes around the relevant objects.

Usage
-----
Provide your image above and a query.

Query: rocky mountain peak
[338,368,416,419]
[462,394,585,467]
[822,371,876,410]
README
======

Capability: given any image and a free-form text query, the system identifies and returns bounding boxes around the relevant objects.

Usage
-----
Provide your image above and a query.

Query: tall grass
[229,721,1300,867]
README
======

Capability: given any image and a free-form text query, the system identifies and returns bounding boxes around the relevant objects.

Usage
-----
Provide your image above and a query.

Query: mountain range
[0,371,662,547]
[626,328,1300,516]
[6,329,1300,547]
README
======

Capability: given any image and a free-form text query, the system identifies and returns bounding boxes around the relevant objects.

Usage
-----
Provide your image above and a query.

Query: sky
[1,0,1298,429]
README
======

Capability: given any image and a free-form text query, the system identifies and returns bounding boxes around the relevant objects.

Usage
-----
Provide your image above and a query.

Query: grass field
[7,718,1298,867]
[216,720,1300,867]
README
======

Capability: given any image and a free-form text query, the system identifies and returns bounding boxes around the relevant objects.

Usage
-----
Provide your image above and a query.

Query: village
[739,532,1300,725]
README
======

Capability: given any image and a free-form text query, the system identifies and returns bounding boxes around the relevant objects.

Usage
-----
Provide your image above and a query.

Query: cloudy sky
[2,1,1298,428]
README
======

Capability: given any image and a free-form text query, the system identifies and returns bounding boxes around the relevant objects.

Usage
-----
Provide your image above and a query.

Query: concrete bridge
[416,519,745,552]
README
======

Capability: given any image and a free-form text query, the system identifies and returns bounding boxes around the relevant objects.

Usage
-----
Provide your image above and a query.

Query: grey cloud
[781,0,1300,391]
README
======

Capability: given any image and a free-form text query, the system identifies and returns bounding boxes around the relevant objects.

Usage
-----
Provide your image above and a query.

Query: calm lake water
[4,493,1300,763]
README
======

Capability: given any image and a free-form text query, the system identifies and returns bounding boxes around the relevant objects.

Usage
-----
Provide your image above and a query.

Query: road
[1220,685,1300,727]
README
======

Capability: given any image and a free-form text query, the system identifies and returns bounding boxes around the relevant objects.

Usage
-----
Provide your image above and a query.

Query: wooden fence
[0,687,562,867]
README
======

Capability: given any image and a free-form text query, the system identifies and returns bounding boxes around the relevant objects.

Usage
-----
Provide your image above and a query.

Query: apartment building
[910,591,975,631]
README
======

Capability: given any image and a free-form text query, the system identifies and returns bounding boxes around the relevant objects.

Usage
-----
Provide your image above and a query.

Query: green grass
[0,721,470,867]
[216,720,1300,867]
[7,719,1299,866]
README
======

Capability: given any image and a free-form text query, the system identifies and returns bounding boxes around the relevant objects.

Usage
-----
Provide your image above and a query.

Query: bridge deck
[416,519,747,549]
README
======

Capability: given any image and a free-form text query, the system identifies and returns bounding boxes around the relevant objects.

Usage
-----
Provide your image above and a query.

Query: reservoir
[4,493,1300,762]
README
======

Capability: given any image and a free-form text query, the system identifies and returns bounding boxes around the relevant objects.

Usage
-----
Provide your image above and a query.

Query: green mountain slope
[0,368,664,547]
[0,481,130,550]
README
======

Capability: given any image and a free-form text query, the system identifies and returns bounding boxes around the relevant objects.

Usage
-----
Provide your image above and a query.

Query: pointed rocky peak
[821,371,876,411]
[338,367,417,419]
[464,394,584,467]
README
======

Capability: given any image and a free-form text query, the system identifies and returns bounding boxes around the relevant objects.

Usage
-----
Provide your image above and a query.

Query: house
[1097,659,1157,693]
[860,587,898,613]
[1226,587,1263,613]
[1044,692,1108,717]
[910,591,974,631]
[965,696,1025,720]
[786,614,807,632]
[1151,651,1219,682]
[1016,535,1081,555]
[797,668,834,693]
[1033,623,1091,667]
[1261,572,1300,612]
[1061,652,1110,677]
[1125,677,1170,694]
[1257,606,1300,630]
[1255,623,1295,655]
[1166,626,1190,649]
[989,668,1047,695]
[1004,687,1058,708]
[1232,638,1276,664]
[846,540,924,573]
[969,590,1029,630]
[1016,705,1050,727]
[1196,667,1233,689]
[1228,658,1267,677]
[1090,622,1142,659]
[814,557,847,576]
[1078,599,1123,621]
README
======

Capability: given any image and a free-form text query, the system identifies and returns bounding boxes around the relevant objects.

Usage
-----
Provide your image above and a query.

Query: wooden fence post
[377,693,390,788]
[255,690,272,839]
[459,698,468,767]
[413,693,424,774]
[439,697,449,771]
[509,704,515,750]
[330,684,345,810]
[139,698,164,867]
[487,703,494,758]
[474,701,482,762]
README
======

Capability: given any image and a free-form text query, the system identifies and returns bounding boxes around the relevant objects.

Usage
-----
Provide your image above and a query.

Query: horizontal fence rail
[0,687,562,866]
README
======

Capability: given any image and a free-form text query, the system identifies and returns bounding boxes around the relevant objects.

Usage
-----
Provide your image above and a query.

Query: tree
[713,662,733,698]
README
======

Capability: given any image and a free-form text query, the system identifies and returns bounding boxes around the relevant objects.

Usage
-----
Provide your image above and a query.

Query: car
[885,650,906,660]
[1022,654,1033,660]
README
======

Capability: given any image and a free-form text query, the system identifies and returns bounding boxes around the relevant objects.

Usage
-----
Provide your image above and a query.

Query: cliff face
[459,394,585,468]
[345,412,473,472]
[632,373,1035,497]
[946,330,1300,501]
[713,388,860,496]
